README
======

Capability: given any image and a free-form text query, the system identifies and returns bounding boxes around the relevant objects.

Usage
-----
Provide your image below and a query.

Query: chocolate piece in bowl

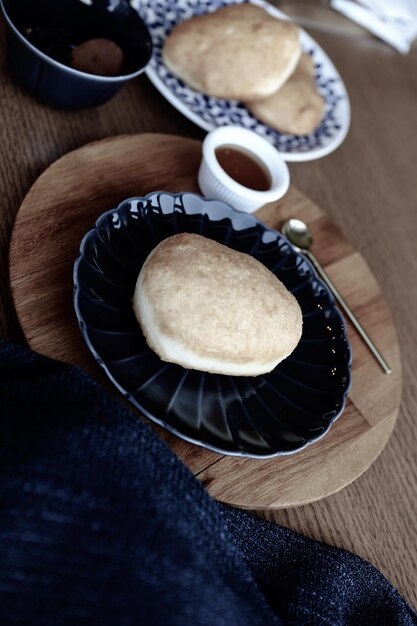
[133,233,303,377]
[71,38,124,77]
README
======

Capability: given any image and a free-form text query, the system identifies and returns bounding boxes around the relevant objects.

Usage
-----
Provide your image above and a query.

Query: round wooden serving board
[9,134,402,510]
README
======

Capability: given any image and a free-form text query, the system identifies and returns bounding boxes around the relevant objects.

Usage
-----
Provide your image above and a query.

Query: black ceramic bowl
[0,0,152,109]
[73,192,352,458]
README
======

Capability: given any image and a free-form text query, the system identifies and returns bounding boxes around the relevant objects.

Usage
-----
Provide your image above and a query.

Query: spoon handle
[305,250,392,375]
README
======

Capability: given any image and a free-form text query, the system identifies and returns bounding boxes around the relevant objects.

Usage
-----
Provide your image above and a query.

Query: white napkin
[330,0,417,53]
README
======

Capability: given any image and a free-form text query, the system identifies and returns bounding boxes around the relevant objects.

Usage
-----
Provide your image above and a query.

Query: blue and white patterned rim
[134,0,351,162]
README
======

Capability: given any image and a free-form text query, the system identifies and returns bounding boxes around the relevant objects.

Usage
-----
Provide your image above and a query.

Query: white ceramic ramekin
[198,126,290,214]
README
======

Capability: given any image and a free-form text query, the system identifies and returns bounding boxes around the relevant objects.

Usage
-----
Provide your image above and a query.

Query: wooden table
[0,4,416,608]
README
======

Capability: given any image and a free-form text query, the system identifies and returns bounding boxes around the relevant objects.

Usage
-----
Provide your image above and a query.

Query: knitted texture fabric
[0,340,415,626]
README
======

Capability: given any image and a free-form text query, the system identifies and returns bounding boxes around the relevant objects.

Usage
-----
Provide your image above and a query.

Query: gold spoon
[282,218,392,375]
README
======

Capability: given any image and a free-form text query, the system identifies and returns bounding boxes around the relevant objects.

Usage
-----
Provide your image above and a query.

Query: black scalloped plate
[73,192,351,458]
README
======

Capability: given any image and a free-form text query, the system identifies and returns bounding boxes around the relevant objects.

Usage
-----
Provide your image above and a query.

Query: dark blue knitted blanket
[0,340,415,626]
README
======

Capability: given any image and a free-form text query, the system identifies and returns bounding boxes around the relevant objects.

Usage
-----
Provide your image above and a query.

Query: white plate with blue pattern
[135,0,350,162]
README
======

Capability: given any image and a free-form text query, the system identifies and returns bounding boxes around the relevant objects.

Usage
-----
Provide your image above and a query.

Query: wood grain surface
[0,6,416,608]
[8,133,402,512]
